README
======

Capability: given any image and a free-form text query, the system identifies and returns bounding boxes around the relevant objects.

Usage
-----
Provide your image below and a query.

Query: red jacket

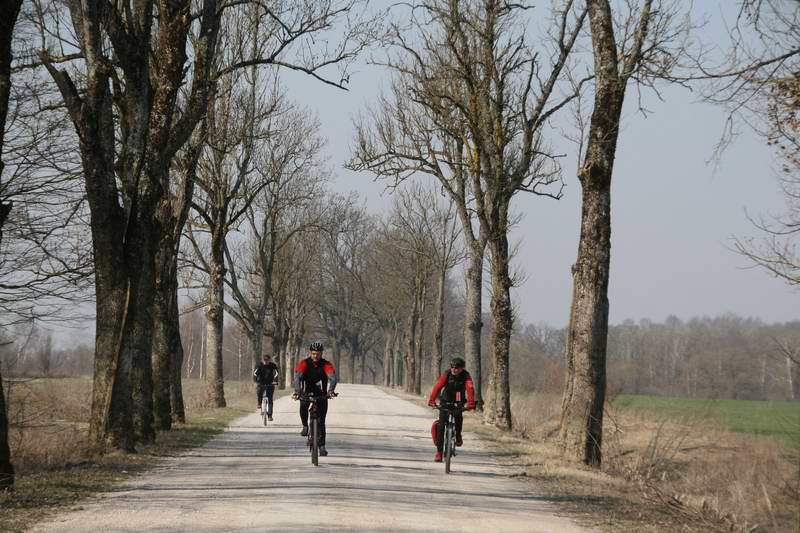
[429,370,475,408]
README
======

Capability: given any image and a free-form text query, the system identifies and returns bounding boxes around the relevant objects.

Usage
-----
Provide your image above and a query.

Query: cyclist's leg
[256,385,264,409]
[265,385,275,416]
[317,397,328,445]
[436,409,448,452]
[455,411,464,440]
[299,399,310,428]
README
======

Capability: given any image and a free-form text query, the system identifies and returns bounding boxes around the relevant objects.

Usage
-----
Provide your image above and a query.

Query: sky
[280,0,798,329]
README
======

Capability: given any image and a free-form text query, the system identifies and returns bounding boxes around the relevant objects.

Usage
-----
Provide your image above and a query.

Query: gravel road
[31,384,590,532]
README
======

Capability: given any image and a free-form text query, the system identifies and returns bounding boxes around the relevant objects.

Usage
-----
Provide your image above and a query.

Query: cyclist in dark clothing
[292,341,337,456]
[254,354,279,420]
[428,356,476,462]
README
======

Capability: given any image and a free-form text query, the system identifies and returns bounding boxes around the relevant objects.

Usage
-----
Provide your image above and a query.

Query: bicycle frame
[296,392,337,466]
[435,402,464,474]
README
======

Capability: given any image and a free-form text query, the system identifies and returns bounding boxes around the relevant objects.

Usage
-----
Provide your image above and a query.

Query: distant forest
[6,312,798,403]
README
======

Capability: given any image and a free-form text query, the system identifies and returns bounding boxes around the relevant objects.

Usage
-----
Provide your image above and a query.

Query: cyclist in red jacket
[292,341,337,456]
[427,356,476,462]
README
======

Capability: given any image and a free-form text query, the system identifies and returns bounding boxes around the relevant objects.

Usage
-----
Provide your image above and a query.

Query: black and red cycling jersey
[429,370,475,408]
[293,357,337,396]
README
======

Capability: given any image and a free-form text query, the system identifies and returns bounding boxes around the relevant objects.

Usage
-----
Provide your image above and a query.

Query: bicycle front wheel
[311,418,319,466]
[444,424,453,474]
[262,398,268,426]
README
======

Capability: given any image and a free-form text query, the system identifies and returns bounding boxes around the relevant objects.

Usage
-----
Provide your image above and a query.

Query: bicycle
[294,391,337,466]
[434,401,465,474]
[259,381,277,427]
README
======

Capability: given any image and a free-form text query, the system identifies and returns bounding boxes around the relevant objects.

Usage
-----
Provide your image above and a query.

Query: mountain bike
[260,380,279,426]
[295,391,337,466]
[435,401,465,474]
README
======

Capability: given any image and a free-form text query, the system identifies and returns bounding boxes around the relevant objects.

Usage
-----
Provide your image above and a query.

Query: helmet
[449,357,466,369]
[309,341,324,352]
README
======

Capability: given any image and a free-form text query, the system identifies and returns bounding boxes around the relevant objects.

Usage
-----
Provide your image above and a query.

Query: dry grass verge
[0,378,276,533]
[384,386,799,532]
[507,393,800,532]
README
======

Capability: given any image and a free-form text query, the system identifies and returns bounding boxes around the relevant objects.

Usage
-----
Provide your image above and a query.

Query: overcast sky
[280,0,798,328]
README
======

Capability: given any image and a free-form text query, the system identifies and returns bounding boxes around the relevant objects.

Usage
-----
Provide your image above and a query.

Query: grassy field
[614,394,800,448]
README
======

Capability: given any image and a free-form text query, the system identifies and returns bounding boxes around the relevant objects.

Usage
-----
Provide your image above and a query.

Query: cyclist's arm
[253,364,260,383]
[428,373,447,404]
[465,374,476,409]
[323,361,337,392]
[293,359,307,394]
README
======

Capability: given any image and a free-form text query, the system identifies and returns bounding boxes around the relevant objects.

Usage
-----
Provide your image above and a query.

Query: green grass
[614,394,800,448]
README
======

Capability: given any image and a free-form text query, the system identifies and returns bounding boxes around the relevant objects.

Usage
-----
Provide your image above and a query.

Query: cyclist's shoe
[301,426,309,436]
[319,446,328,456]
[257,406,261,412]
[456,435,463,447]
[268,415,273,422]
[434,451,443,462]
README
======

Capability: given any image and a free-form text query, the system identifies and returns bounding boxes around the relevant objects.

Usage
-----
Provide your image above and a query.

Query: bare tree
[560,0,691,466]
[34,0,378,452]
[183,36,280,408]
[351,0,586,428]
[716,3,800,287]
[0,0,22,489]
[223,107,327,370]
[418,187,464,379]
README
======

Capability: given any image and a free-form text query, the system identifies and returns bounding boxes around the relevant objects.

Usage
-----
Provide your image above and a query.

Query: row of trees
[512,315,800,402]
[0,0,796,492]
[8,311,797,405]
[0,0,381,490]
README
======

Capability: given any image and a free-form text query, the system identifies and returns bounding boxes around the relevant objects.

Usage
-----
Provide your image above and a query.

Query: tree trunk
[383,326,393,387]
[331,337,342,378]
[249,321,264,374]
[559,185,611,466]
[152,236,176,430]
[431,269,446,380]
[87,197,135,453]
[464,247,485,409]
[788,353,799,401]
[170,297,186,424]
[0,0,22,488]
[203,241,226,407]
[129,223,159,445]
[488,233,513,430]
[559,0,630,467]
[414,283,427,394]
[404,306,418,394]
[394,328,404,388]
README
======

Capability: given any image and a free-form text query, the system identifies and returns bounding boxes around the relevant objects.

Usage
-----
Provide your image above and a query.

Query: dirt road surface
[31,384,590,532]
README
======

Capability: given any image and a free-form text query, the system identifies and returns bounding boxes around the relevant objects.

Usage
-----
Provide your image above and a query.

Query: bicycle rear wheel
[444,424,453,473]
[311,418,319,466]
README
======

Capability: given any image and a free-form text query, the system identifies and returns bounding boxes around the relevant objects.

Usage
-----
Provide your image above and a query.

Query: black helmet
[449,357,466,369]
[309,341,324,352]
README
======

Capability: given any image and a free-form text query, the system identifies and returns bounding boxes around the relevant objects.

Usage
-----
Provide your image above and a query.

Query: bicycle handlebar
[293,391,339,401]
[432,401,466,411]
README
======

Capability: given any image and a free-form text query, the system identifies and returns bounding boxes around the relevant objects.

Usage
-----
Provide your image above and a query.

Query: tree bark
[383,326,393,387]
[559,0,630,467]
[414,283,427,394]
[330,337,341,378]
[0,0,22,489]
[404,305,418,394]
[788,353,799,401]
[431,269,446,379]
[488,232,513,430]
[394,328,404,388]
[152,236,177,430]
[203,224,226,407]
[464,247,485,409]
